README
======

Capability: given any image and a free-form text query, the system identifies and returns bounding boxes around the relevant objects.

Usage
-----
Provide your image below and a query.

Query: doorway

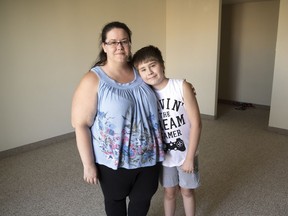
[218,0,280,113]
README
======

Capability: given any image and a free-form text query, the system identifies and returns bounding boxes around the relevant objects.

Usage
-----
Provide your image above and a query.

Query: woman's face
[102,28,131,64]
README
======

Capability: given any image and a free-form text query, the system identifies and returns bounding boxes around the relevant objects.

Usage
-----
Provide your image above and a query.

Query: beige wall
[269,0,288,130]
[1,0,287,151]
[0,0,166,151]
[166,0,221,116]
[219,1,279,106]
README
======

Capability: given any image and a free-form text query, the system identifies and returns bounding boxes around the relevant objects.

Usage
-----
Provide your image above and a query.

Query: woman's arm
[71,71,99,184]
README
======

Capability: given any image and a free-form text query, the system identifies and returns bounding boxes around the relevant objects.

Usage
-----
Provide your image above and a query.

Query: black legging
[97,163,161,216]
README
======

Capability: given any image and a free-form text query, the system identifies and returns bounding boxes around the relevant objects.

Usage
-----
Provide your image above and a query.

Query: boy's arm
[181,80,202,173]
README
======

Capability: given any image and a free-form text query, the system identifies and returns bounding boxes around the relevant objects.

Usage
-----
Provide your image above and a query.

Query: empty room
[1,0,287,215]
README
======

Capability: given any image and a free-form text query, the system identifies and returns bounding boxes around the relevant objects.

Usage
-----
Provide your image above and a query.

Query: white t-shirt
[155,79,198,167]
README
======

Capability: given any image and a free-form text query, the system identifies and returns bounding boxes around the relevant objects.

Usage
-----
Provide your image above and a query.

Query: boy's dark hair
[132,45,165,69]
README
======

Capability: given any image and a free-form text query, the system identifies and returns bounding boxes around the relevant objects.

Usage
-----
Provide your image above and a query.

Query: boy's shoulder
[168,78,185,83]
[168,78,185,86]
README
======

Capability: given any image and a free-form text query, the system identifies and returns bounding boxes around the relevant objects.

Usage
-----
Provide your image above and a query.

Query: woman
[71,21,164,216]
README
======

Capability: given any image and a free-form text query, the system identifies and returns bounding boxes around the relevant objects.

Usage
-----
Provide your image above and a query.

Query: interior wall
[0,0,166,151]
[1,0,287,152]
[166,0,221,117]
[219,0,279,106]
[269,0,288,130]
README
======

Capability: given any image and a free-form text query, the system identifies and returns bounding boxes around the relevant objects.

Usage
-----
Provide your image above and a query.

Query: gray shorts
[160,156,200,189]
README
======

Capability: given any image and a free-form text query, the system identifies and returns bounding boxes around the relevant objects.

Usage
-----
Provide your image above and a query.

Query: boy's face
[137,60,166,89]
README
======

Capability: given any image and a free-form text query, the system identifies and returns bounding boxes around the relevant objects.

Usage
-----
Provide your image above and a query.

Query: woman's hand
[83,164,98,184]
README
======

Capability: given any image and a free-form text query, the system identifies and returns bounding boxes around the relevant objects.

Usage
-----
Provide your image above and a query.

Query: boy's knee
[180,188,194,197]
[164,190,177,200]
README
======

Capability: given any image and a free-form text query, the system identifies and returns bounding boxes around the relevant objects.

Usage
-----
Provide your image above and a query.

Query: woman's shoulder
[76,70,99,90]
[85,70,99,81]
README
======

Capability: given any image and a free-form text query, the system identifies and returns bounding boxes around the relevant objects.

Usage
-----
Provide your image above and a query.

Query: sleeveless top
[90,66,164,170]
[155,79,198,167]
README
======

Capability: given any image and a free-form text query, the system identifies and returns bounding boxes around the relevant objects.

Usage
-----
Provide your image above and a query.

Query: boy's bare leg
[181,188,196,216]
[164,186,178,216]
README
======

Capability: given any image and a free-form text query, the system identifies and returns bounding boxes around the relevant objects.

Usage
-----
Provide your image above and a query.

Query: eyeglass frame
[104,39,130,47]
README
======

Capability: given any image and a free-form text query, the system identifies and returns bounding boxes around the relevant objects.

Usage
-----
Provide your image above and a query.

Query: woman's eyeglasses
[104,40,130,47]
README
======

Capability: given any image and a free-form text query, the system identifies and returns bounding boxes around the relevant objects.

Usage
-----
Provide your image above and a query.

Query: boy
[133,45,202,216]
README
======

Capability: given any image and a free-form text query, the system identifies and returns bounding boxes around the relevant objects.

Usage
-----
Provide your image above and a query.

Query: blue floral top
[90,66,164,170]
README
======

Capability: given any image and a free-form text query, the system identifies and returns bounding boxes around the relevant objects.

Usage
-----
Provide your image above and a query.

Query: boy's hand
[181,159,194,173]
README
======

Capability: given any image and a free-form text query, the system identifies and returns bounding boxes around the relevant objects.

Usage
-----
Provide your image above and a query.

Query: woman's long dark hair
[92,21,132,68]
